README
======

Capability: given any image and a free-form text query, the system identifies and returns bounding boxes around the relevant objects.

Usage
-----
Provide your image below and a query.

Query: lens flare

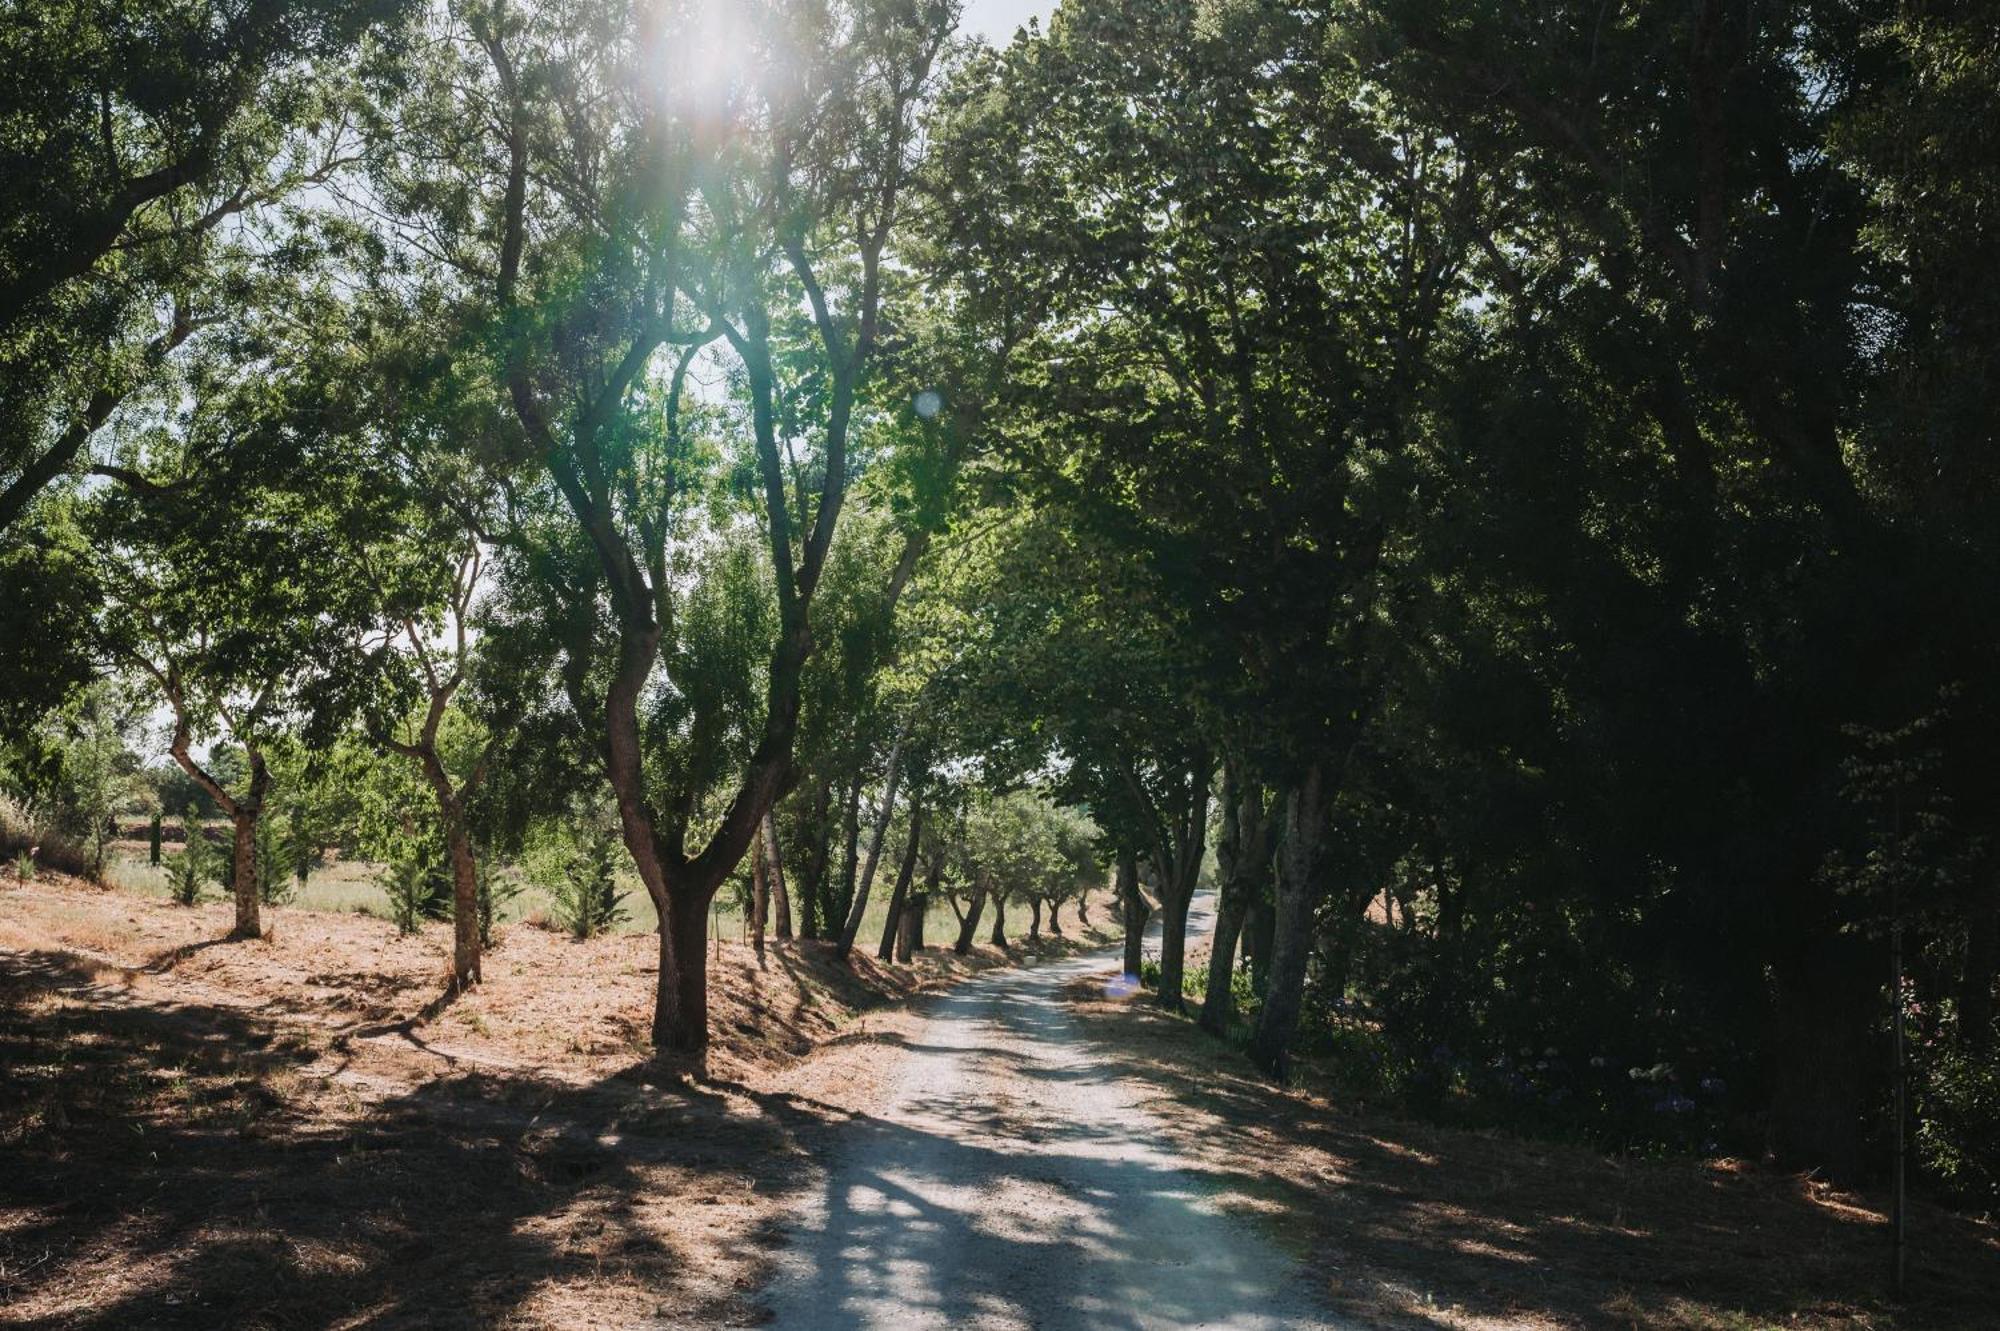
[1103,972,1140,1000]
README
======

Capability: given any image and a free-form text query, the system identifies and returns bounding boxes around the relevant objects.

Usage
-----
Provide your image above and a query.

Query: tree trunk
[836,773,863,931]
[1076,892,1089,926]
[445,816,480,988]
[654,888,712,1058]
[752,830,769,958]
[149,814,162,865]
[1244,897,1274,995]
[1203,765,1271,1037]
[901,857,940,962]
[1959,867,1997,1054]
[764,811,792,940]
[1156,891,1190,1012]
[1118,855,1148,978]
[230,809,260,939]
[1767,926,1877,1173]
[1049,899,1062,935]
[990,893,1007,947]
[1028,897,1042,939]
[878,805,924,961]
[1251,764,1326,1077]
[954,886,986,955]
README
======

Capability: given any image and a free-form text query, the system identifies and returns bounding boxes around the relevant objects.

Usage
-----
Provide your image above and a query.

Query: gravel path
[760,897,1336,1330]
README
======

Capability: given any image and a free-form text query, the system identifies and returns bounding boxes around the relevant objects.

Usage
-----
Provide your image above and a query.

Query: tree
[366,0,956,1053]
[0,0,405,534]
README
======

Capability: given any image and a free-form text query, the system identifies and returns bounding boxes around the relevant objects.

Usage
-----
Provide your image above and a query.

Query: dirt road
[759,898,1335,1329]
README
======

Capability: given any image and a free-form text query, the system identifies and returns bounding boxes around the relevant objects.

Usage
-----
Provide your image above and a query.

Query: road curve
[757,896,1336,1330]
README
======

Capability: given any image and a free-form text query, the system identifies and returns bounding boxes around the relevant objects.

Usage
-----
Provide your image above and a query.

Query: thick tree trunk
[445,818,480,988]
[1959,867,1997,1054]
[1203,767,1271,1036]
[1156,894,1190,1012]
[1048,899,1062,935]
[655,888,712,1057]
[1251,764,1326,1077]
[230,809,260,939]
[878,805,924,961]
[1244,897,1274,995]
[989,893,1008,947]
[1117,856,1148,978]
[1076,893,1089,926]
[1767,928,1877,1173]
[901,858,940,962]
[1028,897,1042,939]
[752,831,769,958]
[764,811,792,940]
[1201,898,1249,1035]
[954,887,986,955]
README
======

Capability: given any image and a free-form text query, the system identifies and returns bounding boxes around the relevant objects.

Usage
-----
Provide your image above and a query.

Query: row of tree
[3,0,1996,1196]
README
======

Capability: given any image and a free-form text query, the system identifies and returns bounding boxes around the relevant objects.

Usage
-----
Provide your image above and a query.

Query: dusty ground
[1059,976,2000,1331]
[0,874,1116,1329]
[757,894,1331,1330]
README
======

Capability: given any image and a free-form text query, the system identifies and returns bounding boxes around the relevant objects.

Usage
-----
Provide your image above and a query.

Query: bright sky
[959,0,1053,44]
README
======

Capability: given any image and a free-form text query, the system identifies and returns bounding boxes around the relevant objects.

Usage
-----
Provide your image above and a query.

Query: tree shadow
[0,949,810,1329]
[1063,979,2000,1331]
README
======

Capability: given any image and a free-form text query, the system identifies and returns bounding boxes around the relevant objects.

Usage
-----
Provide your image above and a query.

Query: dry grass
[0,873,1113,1329]
[1059,973,2000,1331]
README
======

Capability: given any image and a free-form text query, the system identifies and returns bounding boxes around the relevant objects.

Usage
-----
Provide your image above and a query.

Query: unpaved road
[760,898,1335,1330]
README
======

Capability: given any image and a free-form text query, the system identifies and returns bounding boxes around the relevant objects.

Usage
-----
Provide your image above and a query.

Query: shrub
[378,834,451,935]
[474,857,521,948]
[1918,1042,2000,1208]
[12,850,32,883]
[165,806,214,906]
[256,815,295,906]
[547,823,628,940]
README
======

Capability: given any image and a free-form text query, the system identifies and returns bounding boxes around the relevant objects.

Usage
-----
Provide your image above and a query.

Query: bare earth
[5,877,1997,1330]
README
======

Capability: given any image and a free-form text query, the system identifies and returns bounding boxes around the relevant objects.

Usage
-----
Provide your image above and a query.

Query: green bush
[475,857,521,948]
[165,807,214,906]
[378,834,451,935]
[12,849,32,883]
[256,815,295,906]
[1918,1042,2000,1208]
[546,823,628,940]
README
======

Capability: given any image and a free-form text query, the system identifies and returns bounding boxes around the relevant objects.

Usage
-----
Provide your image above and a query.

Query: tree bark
[764,811,792,940]
[1767,926,1877,1173]
[989,893,1007,947]
[954,886,986,955]
[1244,897,1274,995]
[752,829,769,958]
[878,804,924,961]
[655,888,712,1056]
[1117,855,1149,978]
[1028,897,1042,939]
[901,856,940,962]
[444,815,480,987]
[1048,899,1062,935]
[1251,764,1327,1077]
[1203,763,1272,1037]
